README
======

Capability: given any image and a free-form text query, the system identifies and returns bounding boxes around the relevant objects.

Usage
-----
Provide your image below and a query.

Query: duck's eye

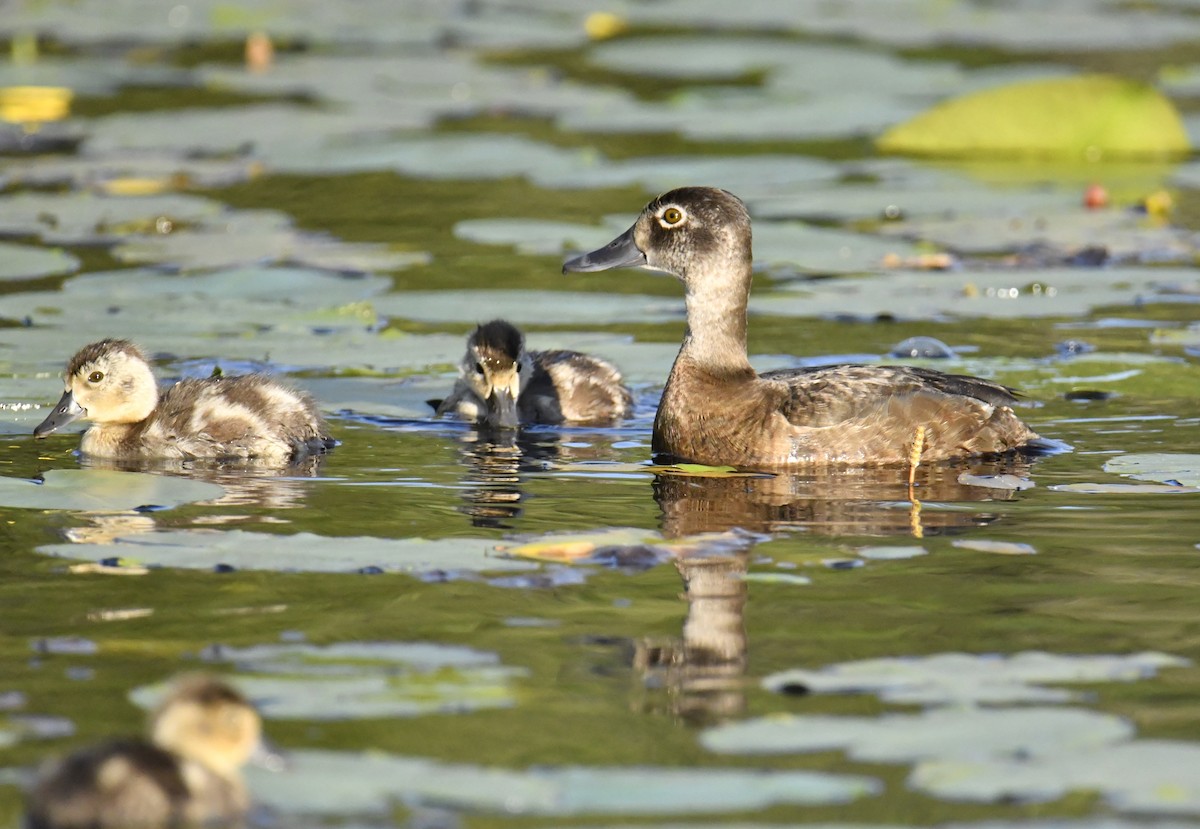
[661,206,684,226]
[474,362,485,376]
[87,371,104,383]
[515,362,522,374]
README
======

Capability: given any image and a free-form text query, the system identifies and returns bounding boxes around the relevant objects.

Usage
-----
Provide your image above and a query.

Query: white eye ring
[658,206,686,228]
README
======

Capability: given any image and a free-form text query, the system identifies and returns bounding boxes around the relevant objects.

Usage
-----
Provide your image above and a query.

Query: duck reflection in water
[633,454,1039,725]
[654,453,1038,539]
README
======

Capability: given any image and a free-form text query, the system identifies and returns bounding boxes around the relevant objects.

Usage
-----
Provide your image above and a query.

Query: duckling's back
[27,739,191,828]
[524,350,634,424]
[146,374,333,461]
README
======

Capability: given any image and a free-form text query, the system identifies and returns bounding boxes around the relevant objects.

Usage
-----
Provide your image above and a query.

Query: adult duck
[563,186,1041,468]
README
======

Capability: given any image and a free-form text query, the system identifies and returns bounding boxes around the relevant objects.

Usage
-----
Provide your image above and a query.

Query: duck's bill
[486,387,520,430]
[562,226,646,273]
[33,389,85,438]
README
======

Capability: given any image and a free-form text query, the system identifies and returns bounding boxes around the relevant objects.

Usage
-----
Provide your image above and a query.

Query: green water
[2,3,1200,826]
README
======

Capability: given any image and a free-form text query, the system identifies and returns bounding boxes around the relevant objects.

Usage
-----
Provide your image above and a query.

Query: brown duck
[563,186,1042,468]
[435,319,633,428]
[26,674,275,829]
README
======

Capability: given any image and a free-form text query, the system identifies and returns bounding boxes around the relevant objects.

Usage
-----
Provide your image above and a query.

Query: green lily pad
[0,191,226,245]
[131,642,525,720]
[762,652,1187,706]
[0,242,79,282]
[37,530,537,574]
[0,470,223,511]
[951,539,1036,555]
[246,749,879,816]
[878,75,1190,159]
[911,740,1200,812]
[1103,454,1200,487]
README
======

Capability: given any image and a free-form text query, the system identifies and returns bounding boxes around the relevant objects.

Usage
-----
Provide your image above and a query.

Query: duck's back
[522,350,633,424]
[138,375,332,460]
[658,362,1039,467]
[27,739,190,829]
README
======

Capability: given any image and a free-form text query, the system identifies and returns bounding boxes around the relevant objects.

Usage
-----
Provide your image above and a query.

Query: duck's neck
[676,262,754,376]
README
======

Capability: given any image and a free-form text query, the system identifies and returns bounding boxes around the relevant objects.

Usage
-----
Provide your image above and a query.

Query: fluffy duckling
[26,674,271,829]
[563,187,1043,467]
[34,339,334,462]
[434,319,633,428]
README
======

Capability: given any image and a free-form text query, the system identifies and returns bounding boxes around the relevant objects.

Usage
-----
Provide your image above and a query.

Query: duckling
[26,674,270,829]
[34,339,335,462]
[434,319,633,428]
[563,187,1043,468]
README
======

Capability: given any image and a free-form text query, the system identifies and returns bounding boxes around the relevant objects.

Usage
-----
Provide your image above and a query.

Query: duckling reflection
[655,455,1038,539]
[435,320,633,428]
[455,432,525,529]
[26,674,271,829]
[35,339,334,463]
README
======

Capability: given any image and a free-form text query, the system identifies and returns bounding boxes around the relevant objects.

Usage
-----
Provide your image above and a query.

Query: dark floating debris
[357,565,385,575]
[889,336,956,359]
[212,563,236,574]
[1064,389,1116,401]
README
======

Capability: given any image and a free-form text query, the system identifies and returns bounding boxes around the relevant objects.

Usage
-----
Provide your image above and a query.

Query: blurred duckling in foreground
[435,320,633,428]
[34,339,334,462]
[26,674,277,829]
[563,186,1043,467]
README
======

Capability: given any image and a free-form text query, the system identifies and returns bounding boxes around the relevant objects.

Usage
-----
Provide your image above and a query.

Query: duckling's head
[562,187,752,283]
[461,320,532,428]
[150,674,263,779]
[34,339,158,438]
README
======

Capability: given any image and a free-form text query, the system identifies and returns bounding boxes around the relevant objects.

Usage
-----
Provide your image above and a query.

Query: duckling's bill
[487,376,520,429]
[562,225,645,273]
[33,388,85,438]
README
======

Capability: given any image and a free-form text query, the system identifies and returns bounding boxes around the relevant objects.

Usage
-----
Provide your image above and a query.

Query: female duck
[34,339,334,462]
[435,319,633,428]
[563,186,1042,467]
[26,674,274,829]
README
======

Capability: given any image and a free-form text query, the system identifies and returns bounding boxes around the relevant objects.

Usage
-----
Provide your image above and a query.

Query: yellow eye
[87,371,104,383]
[662,207,683,225]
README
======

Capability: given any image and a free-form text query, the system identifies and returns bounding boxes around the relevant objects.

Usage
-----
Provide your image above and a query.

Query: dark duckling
[563,186,1041,467]
[26,675,273,829]
[34,339,334,462]
[435,319,633,428]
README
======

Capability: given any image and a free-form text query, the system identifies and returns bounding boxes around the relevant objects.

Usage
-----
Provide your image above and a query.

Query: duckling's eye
[474,362,485,376]
[661,206,685,226]
[515,362,522,373]
[87,371,104,383]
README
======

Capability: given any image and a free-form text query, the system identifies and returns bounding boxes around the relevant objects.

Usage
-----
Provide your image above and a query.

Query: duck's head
[562,187,752,284]
[34,339,158,438]
[461,320,533,429]
[150,675,267,779]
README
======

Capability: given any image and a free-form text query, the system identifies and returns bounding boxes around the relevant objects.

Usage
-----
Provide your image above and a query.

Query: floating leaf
[878,75,1190,159]
[0,470,223,511]
[0,241,78,281]
[1103,454,1200,487]
[762,651,1188,707]
[38,530,537,575]
[247,749,879,817]
[951,539,1036,556]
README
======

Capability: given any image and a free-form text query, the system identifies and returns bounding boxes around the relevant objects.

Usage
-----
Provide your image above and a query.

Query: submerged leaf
[878,75,1190,159]
[0,470,223,511]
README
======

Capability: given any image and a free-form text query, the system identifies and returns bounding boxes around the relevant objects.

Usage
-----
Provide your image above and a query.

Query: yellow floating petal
[0,85,73,125]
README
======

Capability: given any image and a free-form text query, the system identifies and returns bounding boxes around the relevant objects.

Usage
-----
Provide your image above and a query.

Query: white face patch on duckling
[68,349,159,426]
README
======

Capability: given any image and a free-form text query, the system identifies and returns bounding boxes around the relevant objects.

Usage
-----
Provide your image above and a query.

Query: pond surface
[1,1,1200,826]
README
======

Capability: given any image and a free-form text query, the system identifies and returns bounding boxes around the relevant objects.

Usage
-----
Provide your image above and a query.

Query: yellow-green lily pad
[877,75,1190,159]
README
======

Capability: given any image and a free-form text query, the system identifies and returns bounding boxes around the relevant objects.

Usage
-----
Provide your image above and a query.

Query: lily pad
[0,241,79,281]
[702,706,1133,761]
[246,749,879,817]
[911,740,1200,813]
[0,469,223,511]
[951,539,1036,556]
[762,652,1188,707]
[131,642,525,720]
[38,530,537,574]
[878,75,1190,159]
[1103,454,1200,487]
[0,191,226,245]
